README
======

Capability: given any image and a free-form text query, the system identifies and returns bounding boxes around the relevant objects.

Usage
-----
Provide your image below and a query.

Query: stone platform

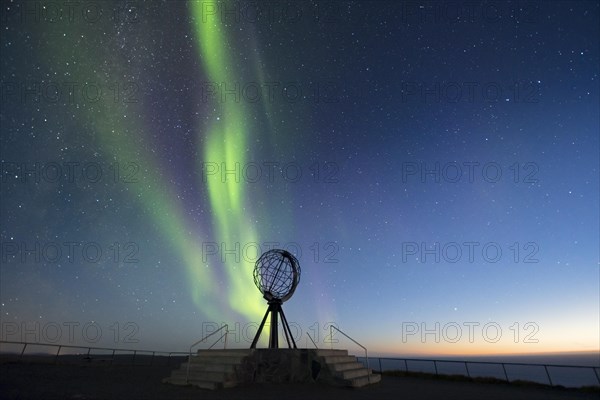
[163,348,381,390]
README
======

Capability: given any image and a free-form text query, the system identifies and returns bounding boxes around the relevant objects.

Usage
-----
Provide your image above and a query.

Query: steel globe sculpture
[250,249,301,349]
[253,249,301,302]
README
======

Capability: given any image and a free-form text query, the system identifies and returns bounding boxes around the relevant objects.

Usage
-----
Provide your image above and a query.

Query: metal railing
[4,339,597,389]
[366,356,600,388]
[306,332,318,349]
[0,340,188,365]
[185,324,229,383]
[329,325,370,384]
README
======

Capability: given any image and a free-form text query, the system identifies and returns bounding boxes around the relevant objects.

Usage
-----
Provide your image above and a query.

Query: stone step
[164,348,381,389]
[178,362,236,373]
[330,361,364,372]
[339,367,373,380]
[164,349,250,390]
[314,349,349,357]
[322,355,357,364]
[345,373,381,388]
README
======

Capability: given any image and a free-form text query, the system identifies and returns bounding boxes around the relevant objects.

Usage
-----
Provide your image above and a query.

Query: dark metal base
[250,300,297,349]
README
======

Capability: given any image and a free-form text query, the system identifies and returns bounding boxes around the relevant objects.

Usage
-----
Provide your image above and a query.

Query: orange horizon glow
[370,346,600,359]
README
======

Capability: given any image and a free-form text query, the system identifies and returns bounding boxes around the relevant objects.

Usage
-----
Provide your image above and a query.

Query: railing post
[404,359,408,372]
[330,325,337,346]
[433,360,438,375]
[307,332,318,349]
[19,343,27,361]
[366,349,370,384]
[186,351,192,384]
[54,345,62,364]
[502,363,509,382]
[593,367,600,385]
[111,349,115,366]
[544,365,553,386]
[379,358,382,373]
[132,350,136,365]
[464,362,470,378]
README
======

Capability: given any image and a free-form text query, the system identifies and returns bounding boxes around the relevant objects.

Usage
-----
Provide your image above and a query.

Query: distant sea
[361,352,600,388]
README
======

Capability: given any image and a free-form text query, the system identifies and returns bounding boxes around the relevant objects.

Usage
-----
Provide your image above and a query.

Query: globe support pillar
[250,299,297,349]
[251,249,301,350]
[269,302,279,348]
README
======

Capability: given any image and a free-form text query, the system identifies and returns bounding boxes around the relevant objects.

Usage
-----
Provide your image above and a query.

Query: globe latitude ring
[253,249,301,303]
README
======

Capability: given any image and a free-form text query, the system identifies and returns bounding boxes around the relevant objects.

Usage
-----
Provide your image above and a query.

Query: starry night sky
[1,1,598,356]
